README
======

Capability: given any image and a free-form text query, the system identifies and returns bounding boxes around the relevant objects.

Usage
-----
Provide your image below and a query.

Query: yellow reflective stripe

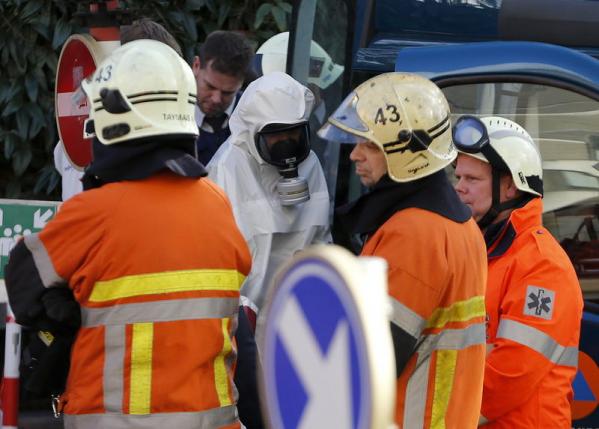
[430,350,457,429]
[90,269,245,302]
[129,323,154,415]
[427,296,485,329]
[214,318,233,407]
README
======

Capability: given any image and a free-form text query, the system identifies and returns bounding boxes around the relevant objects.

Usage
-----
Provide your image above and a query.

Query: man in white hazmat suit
[208,71,331,325]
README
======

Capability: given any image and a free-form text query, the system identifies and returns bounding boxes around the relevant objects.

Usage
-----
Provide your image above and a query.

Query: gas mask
[255,122,311,206]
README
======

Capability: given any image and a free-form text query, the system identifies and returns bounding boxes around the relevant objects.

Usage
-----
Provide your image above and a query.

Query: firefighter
[453,115,583,428]
[6,40,252,429]
[319,72,487,428]
[253,31,344,125]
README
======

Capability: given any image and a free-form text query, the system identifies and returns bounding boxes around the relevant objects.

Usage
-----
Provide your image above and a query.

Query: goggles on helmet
[255,122,310,169]
[452,115,490,154]
[452,115,509,171]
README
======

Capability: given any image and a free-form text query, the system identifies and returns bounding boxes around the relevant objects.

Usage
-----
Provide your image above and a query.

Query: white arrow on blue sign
[260,245,395,429]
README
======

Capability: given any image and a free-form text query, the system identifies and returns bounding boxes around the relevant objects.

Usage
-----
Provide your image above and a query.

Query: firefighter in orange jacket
[453,115,583,428]
[5,40,253,429]
[319,72,488,428]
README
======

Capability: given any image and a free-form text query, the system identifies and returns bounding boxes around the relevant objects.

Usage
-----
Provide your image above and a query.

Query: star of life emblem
[524,285,555,320]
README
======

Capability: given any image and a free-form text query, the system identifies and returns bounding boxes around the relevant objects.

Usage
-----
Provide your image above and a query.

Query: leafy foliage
[0,0,292,200]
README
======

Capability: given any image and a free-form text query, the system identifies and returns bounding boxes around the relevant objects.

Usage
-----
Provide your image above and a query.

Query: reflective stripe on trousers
[63,405,239,429]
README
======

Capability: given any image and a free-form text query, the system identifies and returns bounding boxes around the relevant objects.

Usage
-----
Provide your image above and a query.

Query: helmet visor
[452,115,490,154]
[317,122,368,144]
[327,91,368,132]
[256,122,310,168]
[309,56,325,79]
[317,90,369,144]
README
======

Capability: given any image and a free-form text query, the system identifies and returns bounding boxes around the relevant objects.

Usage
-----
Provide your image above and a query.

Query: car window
[443,82,599,299]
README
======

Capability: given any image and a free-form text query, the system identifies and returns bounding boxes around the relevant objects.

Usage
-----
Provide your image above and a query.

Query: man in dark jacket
[192,31,253,165]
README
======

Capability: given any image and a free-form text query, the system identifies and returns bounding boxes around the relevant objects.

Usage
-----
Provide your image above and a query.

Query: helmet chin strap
[477,169,528,230]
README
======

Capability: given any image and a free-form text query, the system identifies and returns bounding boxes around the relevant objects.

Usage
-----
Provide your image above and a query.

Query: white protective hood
[208,72,331,310]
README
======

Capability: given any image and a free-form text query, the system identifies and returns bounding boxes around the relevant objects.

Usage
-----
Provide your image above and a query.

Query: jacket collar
[336,170,471,239]
[485,197,543,258]
[194,97,237,129]
[82,136,206,190]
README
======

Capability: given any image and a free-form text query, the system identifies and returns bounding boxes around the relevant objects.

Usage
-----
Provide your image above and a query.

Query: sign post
[0,199,59,428]
[259,245,396,429]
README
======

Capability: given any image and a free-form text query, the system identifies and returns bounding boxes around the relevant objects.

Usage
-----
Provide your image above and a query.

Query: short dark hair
[121,18,183,57]
[199,31,253,80]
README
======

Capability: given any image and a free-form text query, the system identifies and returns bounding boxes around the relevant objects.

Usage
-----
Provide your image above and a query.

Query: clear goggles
[452,115,490,154]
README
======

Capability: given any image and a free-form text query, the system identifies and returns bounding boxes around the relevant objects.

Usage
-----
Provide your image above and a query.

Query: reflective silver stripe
[402,324,485,428]
[390,297,426,339]
[104,325,125,413]
[81,297,239,327]
[403,354,430,429]
[228,315,239,404]
[63,405,239,429]
[24,233,63,287]
[417,323,486,359]
[497,318,579,367]
[432,323,486,351]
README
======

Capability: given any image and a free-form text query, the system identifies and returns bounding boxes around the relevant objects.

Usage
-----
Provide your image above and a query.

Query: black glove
[21,288,80,397]
[21,329,74,396]
[39,287,81,333]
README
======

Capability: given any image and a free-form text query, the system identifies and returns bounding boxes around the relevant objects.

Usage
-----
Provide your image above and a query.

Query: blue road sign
[262,252,378,429]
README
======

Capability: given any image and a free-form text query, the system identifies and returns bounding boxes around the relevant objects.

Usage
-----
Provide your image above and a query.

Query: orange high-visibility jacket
[481,198,583,428]
[361,207,487,429]
[17,173,251,429]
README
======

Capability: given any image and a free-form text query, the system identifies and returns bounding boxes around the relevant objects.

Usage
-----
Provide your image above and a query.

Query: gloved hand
[40,287,81,332]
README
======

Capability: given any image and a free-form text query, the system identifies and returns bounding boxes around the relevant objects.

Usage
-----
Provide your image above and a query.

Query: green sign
[0,199,60,279]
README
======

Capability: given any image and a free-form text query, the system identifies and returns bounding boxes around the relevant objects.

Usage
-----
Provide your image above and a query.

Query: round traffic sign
[55,34,119,169]
[260,245,395,429]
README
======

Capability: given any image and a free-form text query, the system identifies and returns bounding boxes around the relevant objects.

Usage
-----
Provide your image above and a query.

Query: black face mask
[269,139,305,165]
[255,122,312,205]
[255,122,310,169]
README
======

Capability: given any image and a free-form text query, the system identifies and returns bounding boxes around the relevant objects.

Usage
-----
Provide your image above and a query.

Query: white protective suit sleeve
[53,141,84,201]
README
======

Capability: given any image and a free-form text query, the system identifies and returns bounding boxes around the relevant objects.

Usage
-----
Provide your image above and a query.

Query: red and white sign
[55,34,119,169]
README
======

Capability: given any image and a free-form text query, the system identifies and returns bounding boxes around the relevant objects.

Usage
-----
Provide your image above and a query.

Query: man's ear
[192,56,201,75]
[502,174,521,199]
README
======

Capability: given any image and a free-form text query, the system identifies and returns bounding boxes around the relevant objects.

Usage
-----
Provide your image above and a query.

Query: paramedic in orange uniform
[5,40,252,429]
[453,115,583,428]
[319,72,488,428]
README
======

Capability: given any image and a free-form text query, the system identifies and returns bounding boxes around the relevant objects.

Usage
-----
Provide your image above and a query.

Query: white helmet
[82,39,198,145]
[318,72,455,183]
[453,115,543,197]
[256,32,343,89]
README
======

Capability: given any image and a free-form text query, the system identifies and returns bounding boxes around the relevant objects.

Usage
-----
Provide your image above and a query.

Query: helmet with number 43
[318,72,455,182]
[82,39,198,146]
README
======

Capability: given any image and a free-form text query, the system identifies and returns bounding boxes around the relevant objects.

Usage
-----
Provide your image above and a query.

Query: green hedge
[0,0,291,200]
